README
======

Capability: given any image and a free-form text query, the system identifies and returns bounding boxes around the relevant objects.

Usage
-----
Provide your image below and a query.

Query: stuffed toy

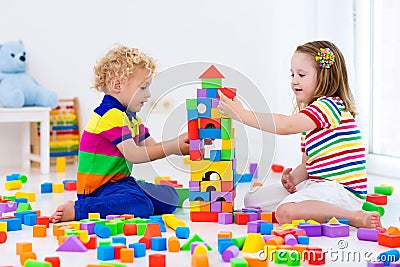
[0,40,58,108]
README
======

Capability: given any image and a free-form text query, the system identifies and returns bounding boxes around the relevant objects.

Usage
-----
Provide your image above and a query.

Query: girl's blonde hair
[294,40,357,117]
[93,44,156,93]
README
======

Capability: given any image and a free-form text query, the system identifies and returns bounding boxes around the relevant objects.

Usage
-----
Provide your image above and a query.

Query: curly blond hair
[93,44,157,93]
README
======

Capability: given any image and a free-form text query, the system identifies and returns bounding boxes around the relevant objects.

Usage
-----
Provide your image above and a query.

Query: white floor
[0,161,399,267]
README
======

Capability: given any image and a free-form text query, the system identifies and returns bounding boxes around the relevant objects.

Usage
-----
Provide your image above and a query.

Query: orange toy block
[260,212,273,223]
[378,232,400,248]
[20,251,37,265]
[221,201,233,212]
[386,226,400,236]
[16,242,32,255]
[120,248,134,263]
[144,223,162,238]
[33,225,47,237]
[191,253,209,267]
[168,236,180,252]
[218,231,232,239]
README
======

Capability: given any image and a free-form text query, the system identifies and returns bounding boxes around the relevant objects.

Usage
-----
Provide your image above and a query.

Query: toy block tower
[185,65,237,222]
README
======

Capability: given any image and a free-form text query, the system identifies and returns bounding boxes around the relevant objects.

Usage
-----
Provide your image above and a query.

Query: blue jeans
[74,177,178,220]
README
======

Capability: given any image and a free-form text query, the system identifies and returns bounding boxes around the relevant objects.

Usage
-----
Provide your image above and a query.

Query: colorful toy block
[94,224,111,238]
[149,253,166,267]
[378,232,400,248]
[52,183,64,193]
[33,225,47,237]
[41,182,53,193]
[362,201,385,216]
[357,228,379,241]
[374,185,394,196]
[56,235,88,252]
[321,223,350,238]
[88,213,100,219]
[298,223,322,237]
[120,248,134,263]
[97,245,114,261]
[4,180,22,190]
[176,226,190,239]
[367,193,388,205]
[0,231,7,243]
[44,256,60,267]
[191,254,209,267]
[56,157,66,172]
[0,221,7,232]
[151,236,167,251]
[20,251,37,266]
[181,234,212,251]
[129,242,146,258]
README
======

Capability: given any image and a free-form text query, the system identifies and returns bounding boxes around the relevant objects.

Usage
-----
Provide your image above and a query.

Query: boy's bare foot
[352,210,382,229]
[50,200,76,223]
[281,168,297,193]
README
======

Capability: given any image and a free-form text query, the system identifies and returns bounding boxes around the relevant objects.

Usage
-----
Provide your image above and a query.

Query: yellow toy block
[193,244,208,255]
[5,180,22,190]
[56,157,66,172]
[200,181,221,192]
[120,248,134,263]
[163,214,186,230]
[291,219,305,228]
[68,221,81,230]
[0,222,7,232]
[33,225,47,237]
[88,213,100,219]
[154,176,171,184]
[188,160,233,181]
[280,223,294,229]
[199,201,211,212]
[307,219,320,225]
[327,217,339,224]
[16,242,32,255]
[52,183,64,193]
[15,192,36,202]
[190,201,201,212]
[78,230,89,243]
[211,107,228,118]
[242,233,265,253]
[222,139,235,150]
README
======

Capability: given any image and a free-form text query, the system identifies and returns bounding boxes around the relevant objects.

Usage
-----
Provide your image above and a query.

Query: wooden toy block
[378,233,400,248]
[5,180,22,190]
[168,236,181,252]
[200,181,221,192]
[88,213,100,219]
[52,183,64,193]
[190,211,218,222]
[16,242,32,255]
[154,176,171,184]
[120,248,134,263]
[19,251,37,266]
[188,120,199,140]
[218,231,232,239]
[56,157,66,172]
[44,256,60,267]
[33,225,47,237]
[191,254,209,267]
[367,193,388,205]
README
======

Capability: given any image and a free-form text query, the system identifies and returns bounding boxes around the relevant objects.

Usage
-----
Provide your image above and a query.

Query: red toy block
[144,223,162,238]
[366,193,387,205]
[235,213,249,225]
[113,244,126,260]
[139,237,151,249]
[65,181,77,191]
[44,256,60,267]
[188,120,199,140]
[123,223,137,236]
[0,231,7,243]
[308,250,325,265]
[190,211,218,222]
[36,216,50,228]
[149,253,166,267]
[190,149,204,161]
[83,236,97,250]
[271,164,285,173]
[378,232,400,248]
[218,87,237,100]
[199,118,221,129]
[160,179,183,188]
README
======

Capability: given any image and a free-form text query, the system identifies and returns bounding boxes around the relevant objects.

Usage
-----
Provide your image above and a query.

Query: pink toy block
[218,213,233,224]
[56,235,88,252]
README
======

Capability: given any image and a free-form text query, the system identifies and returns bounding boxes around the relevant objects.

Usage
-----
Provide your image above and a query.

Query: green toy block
[202,78,222,89]
[175,188,189,207]
[186,99,197,110]
[16,203,32,212]
[24,259,52,267]
[230,257,248,267]
[362,201,385,216]
[221,149,234,160]
[3,196,16,201]
[287,250,301,266]
[274,249,289,264]
[19,174,28,184]
[105,222,118,236]
[231,235,247,250]
[100,263,127,267]
[374,185,393,196]
[180,234,212,251]
[136,223,147,236]
[65,229,80,236]
[99,240,112,246]
[221,118,232,139]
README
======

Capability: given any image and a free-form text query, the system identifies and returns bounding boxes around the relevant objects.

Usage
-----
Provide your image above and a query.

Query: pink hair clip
[315,48,335,69]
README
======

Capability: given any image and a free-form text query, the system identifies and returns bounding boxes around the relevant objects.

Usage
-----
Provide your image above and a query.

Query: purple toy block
[106,215,120,220]
[189,181,200,191]
[298,224,322,237]
[322,223,350,238]
[211,191,233,202]
[367,263,385,267]
[211,98,219,108]
[284,234,298,246]
[249,163,258,179]
[190,139,204,150]
[0,201,18,212]
[357,228,379,242]
[218,213,233,224]
[247,212,258,222]
[197,88,207,98]
[262,235,276,242]
[80,222,96,235]
[56,235,88,252]
[0,211,2,218]
[221,245,240,262]
[232,158,237,170]
[247,221,260,233]
[389,263,400,267]
[210,201,221,212]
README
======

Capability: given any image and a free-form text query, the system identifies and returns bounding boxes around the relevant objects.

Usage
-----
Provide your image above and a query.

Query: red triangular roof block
[56,235,88,252]
[199,65,225,79]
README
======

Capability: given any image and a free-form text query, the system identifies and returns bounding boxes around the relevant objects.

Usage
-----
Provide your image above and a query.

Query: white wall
[0,0,355,179]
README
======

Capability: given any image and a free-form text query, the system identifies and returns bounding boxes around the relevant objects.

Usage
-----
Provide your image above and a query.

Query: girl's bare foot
[50,200,76,223]
[352,210,382,228]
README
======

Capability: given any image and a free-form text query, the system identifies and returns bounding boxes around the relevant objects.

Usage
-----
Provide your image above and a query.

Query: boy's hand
[281,167,297,193]
[217,90,245,121]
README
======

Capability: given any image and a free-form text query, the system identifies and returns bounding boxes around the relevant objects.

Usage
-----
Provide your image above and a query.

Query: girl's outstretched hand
[217,90,245,121]
[281,167,297,193]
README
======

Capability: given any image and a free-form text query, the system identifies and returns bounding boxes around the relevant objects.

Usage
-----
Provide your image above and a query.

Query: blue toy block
[297,235,310,245]
[176,226,190,239]
[235,173,253,184]
[260,222,273,235]
[41,182,53,193]
[197,98,212,118]
[94,224,111,238]
[187,109,198,120]
[149,216,167,232]
[151,236,167,251]
[199,129,221,139]
[207,88,218,98]
[6,173,20,181]
[15,198,28,204]
[210,150,221,162]
[112,236,126,246]
[218,238,234,254]
[14,211,36,224]
[189,191,210,202]
[0,217,22,231]
[24,213,37,226]
[129,242,146,258]
[97,245,115,261]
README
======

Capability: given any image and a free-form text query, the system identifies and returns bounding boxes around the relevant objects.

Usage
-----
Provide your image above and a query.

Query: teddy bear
[0,40,58,108]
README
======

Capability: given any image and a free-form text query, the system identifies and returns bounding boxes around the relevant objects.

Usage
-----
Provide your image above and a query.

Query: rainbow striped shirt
[77,95,150,197]
[300,96,367,199]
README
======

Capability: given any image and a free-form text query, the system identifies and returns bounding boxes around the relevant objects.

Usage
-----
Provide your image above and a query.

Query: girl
[217,40,380,229]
